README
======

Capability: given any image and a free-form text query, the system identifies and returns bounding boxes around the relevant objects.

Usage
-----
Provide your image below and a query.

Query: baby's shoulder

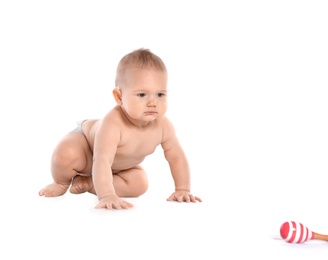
[102,106,123,122]
[157,116,176,137]
[158,115,174,127]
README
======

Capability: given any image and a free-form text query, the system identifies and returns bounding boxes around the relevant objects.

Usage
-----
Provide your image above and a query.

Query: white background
[1,0,328,259]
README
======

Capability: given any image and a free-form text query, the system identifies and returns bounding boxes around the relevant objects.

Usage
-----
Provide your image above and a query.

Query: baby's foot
[39,182,70,197]
[69,175,93,194]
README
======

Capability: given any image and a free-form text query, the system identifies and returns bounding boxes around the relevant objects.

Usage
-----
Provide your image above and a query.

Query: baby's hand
[167,190,202,203]
[95,194,133,210]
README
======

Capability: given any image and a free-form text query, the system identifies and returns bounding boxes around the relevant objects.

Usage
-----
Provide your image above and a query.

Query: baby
[39,48,202,210]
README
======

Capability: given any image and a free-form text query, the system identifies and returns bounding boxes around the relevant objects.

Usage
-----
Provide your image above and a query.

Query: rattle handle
[314,233,328,242]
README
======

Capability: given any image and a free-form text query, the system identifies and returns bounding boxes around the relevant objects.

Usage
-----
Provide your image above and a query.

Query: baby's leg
[39,132,93,197]
[70,175,94,194]
[70,165,148,197]
[113,166,149,197]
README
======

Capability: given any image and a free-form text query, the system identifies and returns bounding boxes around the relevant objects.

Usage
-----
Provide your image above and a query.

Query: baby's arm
[161,119,202,203]
[92,119,133,210]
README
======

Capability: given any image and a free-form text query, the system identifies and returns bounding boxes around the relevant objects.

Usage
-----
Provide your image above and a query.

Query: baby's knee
[129,170,148,196]
[51,146,78,168]
[135,176,148,196]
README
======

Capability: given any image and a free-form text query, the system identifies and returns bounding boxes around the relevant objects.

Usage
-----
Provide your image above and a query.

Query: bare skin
[39,50,202,210]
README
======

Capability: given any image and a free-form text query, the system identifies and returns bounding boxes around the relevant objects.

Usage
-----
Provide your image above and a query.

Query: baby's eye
[137,93,146,97]
[157,93,166,97]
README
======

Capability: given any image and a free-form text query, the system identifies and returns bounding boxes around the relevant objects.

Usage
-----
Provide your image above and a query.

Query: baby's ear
[112,87,122,105]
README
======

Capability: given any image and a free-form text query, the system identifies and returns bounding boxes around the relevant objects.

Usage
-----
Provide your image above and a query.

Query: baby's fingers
[167,193,184,202]
[95,201,114,210]
[119,201,133,209]
[168,194,189,202]
[194,196,202,202]
[95,200,133,210]
[185,194,202,202]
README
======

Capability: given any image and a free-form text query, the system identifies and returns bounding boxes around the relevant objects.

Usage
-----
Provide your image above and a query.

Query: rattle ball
[280,221,314,243]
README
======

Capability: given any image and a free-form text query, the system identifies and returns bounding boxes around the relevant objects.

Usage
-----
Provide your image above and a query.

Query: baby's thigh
[51,132,93,173]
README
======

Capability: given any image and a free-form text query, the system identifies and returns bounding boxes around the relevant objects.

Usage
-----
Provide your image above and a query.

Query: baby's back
[81,119,100,152]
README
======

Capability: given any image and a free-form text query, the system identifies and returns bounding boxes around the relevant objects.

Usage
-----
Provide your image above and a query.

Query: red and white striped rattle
[280,221,328,243]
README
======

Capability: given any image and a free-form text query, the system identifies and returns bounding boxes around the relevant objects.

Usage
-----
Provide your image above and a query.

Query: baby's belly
[112,158,145,173]
[111,149,155,172]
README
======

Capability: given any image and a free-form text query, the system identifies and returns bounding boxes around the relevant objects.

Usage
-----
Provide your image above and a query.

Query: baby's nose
[147,96,157,106]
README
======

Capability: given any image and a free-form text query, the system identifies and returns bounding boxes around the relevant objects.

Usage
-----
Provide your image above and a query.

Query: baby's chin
[145,113,166,121]
[129,116,159,127]
[142,116,158,122]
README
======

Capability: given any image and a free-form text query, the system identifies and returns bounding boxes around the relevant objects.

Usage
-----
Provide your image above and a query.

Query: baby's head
[113,49,169,123]
[115,48,167,88]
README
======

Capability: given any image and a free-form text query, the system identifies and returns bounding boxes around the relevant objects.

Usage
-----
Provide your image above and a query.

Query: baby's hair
[115,48,167,87]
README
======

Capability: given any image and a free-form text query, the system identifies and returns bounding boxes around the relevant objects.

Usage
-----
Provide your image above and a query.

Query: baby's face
[119,68,168,124]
